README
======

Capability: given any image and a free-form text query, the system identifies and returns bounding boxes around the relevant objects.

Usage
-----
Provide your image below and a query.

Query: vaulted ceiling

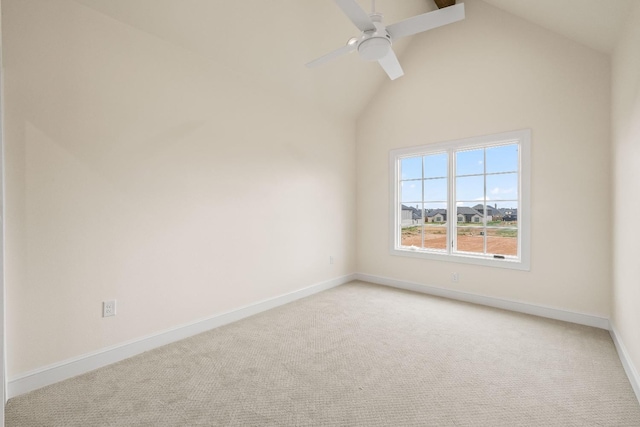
[72,0,635,121]
[482,0,635,53]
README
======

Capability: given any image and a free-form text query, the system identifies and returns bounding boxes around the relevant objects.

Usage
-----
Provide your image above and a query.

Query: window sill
[390,247,530,271]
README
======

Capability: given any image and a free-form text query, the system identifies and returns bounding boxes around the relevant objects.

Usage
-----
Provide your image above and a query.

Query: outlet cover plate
[103,300,116,317]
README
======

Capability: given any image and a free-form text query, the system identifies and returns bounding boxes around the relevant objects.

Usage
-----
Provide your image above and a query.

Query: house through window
[391,130,530,270]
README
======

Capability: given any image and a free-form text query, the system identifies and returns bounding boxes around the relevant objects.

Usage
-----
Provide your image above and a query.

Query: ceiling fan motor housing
[357,21,392,61]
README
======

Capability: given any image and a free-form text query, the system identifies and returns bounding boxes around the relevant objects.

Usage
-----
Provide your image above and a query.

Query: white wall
[3,0,356,376]
[356,0,611,316]
[0,0,624,388]
[612,1,640,379]
[0,0,5,417]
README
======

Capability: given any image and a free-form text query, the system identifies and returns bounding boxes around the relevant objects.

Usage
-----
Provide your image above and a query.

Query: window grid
[391,130,530,270]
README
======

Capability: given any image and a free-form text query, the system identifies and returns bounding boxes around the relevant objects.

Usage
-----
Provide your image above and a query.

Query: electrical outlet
[329,256,334,265]
[451,273,459,283]
[103,300,116,317]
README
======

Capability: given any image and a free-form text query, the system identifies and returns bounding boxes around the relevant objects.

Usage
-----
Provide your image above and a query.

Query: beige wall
[612,2,640,379]
[356,0,611,315]
[3,0,356,376]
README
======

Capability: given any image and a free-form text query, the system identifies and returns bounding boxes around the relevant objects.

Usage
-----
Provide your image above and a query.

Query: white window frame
[389,129,531,271]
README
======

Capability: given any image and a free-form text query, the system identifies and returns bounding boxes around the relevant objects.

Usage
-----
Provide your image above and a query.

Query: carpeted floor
[6,281,640,426]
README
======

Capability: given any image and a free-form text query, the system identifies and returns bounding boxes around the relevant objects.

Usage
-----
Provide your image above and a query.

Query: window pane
[425,202,447,223]
[486,144,518,174]
[392,130,528,268]
[400,204,423,227]
[401,157,422,180]
[480,203,499,226]
[424,225,447,250]
[487,228,518,257]
[400,224,422,248]
[486,202,518,226]
[424,153,447,179]
[424,202,447,210]
[424,178,447,202]
[486,173,518,200]
[456,175,484,201]
[456,149,484,176]
[400,202,422,248]
[401,181,422,203]
[456,204,484,224]
[456,227,484,253]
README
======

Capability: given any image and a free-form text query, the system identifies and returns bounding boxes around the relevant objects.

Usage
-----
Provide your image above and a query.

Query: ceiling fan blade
[378,49,404,80]
[306,43,357,68]
[334,0,376,32]
[387,3,464,40]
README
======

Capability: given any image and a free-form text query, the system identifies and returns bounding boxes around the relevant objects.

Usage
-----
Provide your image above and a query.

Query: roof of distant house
[472,204,501,215]
[425,207,486,217]
[458,207,482,216]
[425,209,447,218]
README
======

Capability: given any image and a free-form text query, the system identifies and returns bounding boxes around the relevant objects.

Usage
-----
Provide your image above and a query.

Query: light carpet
[6,281,640,426]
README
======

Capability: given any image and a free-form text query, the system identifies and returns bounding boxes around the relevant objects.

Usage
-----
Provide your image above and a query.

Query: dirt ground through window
[401,233,517,256]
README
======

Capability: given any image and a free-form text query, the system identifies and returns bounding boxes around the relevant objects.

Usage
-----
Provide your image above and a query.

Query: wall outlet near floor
[451,273,459,283]
[329,256,334,265]
[103,300,117,317]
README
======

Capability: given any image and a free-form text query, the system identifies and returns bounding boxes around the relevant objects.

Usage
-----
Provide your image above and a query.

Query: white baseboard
[8,273,624,402]
[355,273,610,330]
[610,324,640,403]
[8,274,356,399]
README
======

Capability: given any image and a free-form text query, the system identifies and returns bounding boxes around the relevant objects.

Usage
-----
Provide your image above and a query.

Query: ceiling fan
[306,0,465,80]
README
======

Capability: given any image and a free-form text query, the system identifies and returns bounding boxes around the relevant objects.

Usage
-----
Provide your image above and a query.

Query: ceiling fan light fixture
[357,37,390,61]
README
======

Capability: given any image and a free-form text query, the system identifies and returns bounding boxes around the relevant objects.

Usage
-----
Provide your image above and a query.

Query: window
[390,129,530,270]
